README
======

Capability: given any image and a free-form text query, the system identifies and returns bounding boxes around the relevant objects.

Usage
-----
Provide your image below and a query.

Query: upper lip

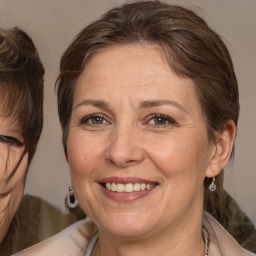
[98,177,158,184]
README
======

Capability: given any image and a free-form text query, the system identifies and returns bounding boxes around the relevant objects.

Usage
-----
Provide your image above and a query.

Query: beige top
[14,212,255,256]
[203,212,255,256]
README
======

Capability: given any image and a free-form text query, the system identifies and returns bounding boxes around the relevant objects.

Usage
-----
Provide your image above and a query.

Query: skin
[0,114,28,243]
[67,43,235,256]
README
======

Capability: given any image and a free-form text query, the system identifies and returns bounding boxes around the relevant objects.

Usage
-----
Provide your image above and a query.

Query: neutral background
[0,0,255,225]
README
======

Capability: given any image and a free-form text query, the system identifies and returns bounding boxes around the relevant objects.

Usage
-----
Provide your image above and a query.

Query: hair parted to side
[0,27,44,163]
[56,1,239,217]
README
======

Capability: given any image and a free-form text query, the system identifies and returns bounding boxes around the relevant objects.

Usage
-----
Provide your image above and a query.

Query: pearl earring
[208,176,216,191]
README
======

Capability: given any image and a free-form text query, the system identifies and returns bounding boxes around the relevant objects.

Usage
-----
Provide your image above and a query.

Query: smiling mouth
[101,182,157,193]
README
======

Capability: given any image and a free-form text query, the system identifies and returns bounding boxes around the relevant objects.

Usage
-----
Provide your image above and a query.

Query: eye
[147,114,176,126]
[80,114,109,125]
[0,135,22,146]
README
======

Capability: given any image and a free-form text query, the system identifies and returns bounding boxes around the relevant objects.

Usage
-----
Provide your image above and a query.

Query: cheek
[146,133,210,179]
[67,132,104,177]
[10,175,26,212]
[0,147,28,191]
[0,152,27,221]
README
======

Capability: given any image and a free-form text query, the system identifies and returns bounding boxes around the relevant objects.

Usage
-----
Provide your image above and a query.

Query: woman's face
[0,113,28,242]
[67,43,217,239]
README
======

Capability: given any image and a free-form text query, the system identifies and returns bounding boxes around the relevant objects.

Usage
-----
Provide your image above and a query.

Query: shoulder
[203,212,255,256]
[13,218,97,256]
[10,194,77,253]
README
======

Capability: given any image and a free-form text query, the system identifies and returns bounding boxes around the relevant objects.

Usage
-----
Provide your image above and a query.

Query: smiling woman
[67,44,217,243]
[14,1,255,256]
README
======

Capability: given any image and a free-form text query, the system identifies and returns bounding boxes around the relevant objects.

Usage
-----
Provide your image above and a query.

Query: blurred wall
[0,0,255,225]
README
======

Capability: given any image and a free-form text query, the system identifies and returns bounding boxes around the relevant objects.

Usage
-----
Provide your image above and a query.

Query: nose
[105,125,145,168]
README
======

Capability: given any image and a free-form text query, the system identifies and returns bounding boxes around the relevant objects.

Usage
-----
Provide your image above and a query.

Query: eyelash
[147,114,177,127]
[0,135,22,146]
[80,114,109,125]
[79,113,177,127]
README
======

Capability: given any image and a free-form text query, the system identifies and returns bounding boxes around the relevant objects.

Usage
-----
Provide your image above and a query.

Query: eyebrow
[139,99,188,114]
[75,99,188,114]
[75,99,111,109]
[0,125,23,138]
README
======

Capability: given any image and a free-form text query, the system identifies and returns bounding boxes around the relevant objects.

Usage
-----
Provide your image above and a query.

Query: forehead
[74,43,200,112]
[0,114,21,133]
[0,95,22,136]
[81,43,171,88]
[0,83,23,126]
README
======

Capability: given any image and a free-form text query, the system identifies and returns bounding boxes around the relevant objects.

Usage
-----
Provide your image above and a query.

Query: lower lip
[100,185,156,202]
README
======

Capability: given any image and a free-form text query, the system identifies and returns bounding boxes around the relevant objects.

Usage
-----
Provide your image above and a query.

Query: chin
[95,211,156,238]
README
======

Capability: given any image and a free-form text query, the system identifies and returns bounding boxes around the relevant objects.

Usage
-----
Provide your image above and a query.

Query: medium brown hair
[56,1,239,216]
[0,27,44,164]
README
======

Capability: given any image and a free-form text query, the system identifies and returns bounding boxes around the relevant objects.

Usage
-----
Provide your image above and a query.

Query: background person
[0,27,75,256]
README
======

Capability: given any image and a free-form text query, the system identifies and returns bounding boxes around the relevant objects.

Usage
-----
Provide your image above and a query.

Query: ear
[205,120,236,178]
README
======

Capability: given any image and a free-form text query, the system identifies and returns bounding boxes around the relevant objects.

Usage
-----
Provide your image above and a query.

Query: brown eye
[148,114,176,126]
[0,135,22,146]
[154,116,168,125]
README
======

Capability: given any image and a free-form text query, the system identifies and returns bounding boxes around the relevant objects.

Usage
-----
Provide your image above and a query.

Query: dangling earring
[208,176,216,191]
[67,186,78,208]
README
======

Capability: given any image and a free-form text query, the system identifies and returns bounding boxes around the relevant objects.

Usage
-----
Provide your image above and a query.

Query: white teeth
[105,182,154,193]
[116,184,124,192]
[125,183,133,192]
[134,183,140,191]
[106,183,111,190]
[140,183,146,191]
[111,183,117,192]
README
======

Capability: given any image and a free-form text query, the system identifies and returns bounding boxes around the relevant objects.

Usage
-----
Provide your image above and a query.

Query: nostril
[106,158,115,166]
[106,157,139,168]
[105,146,145,167]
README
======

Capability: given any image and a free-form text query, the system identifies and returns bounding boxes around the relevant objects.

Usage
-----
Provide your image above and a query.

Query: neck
[94,210,205,256]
